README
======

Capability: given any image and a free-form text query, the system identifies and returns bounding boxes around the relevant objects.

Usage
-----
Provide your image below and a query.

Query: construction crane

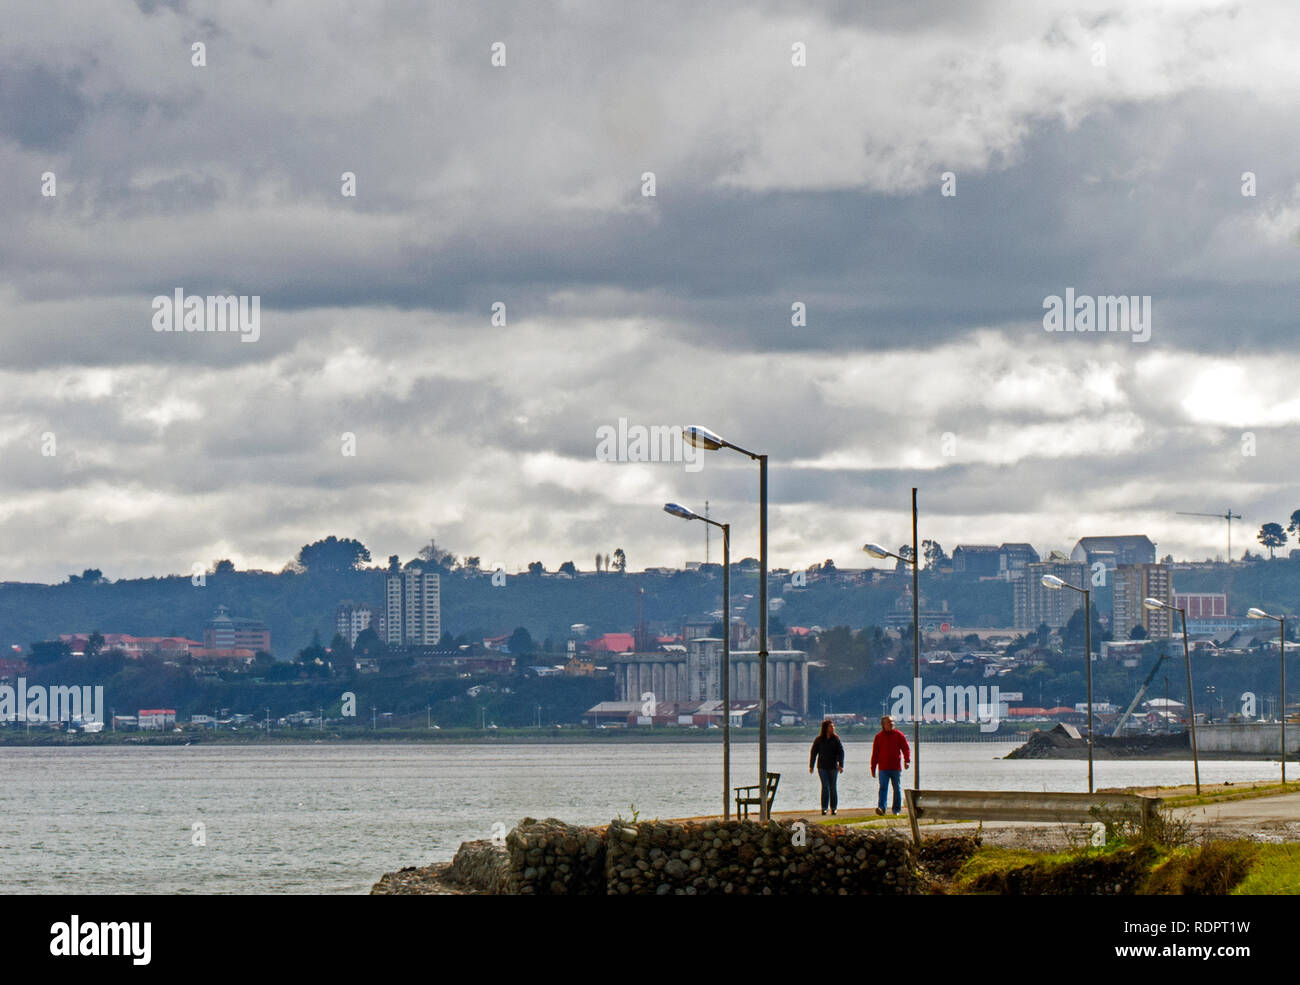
[1112,649,1172,736]
[1176,509,1242,562]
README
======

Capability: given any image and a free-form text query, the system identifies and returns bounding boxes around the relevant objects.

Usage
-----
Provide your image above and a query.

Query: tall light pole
[1042,574,1094,792]
[864,531,922,790]
[1248,607,1288,783]
[1144,598,1200,794]
[684,426,770,819]
[665,502,731,818]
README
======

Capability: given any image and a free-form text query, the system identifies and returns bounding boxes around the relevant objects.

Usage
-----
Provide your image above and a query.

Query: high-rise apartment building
[385,568,441,646]
[1014,561,1087,629]
[1113,563,1173,639]
[335,601,374,646]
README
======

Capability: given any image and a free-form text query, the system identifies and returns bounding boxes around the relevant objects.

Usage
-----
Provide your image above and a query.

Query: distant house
[190,647,257,667]
[585,633,636,654]
[138,709,176,730]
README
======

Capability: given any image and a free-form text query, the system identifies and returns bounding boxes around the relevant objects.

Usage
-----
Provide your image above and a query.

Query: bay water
[0,741,1280,894]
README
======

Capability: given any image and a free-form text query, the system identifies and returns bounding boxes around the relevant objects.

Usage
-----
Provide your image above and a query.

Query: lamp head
[1041,575,1066,590]
[663,503,699,521]
[683,425,725,451]
[1247,607,1270,620]
[1143,597,1166,611]
[862,543,890,559]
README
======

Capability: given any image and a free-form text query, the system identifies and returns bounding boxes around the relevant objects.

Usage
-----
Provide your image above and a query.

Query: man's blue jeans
[877,769,903,814]
[817,767,838,812]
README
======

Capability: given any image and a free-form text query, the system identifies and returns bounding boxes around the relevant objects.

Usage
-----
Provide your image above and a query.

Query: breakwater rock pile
[1006,726,1189,760]
[391,816,926,895]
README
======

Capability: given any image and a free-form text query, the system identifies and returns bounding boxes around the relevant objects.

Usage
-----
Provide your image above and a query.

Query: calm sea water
[0,741,1283,895]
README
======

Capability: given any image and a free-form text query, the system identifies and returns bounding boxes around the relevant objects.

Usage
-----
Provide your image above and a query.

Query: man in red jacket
[870,715,911,815]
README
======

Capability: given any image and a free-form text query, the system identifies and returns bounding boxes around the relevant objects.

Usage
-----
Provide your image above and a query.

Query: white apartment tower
[335,601,374,646]
[386,568,442,646]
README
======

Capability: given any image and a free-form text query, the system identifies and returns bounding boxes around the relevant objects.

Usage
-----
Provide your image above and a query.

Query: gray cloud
[2,0,1299,582]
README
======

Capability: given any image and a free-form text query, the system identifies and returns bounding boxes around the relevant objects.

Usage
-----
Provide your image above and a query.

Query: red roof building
[586,633,636,653]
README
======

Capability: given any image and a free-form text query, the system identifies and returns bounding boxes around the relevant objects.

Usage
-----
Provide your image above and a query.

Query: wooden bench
[902,788,1162,844]
[734,772,780,819]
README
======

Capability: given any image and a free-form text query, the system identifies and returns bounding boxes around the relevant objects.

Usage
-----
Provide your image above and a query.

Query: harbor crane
[1176,509,1242,562]
[1112,648,1172,736]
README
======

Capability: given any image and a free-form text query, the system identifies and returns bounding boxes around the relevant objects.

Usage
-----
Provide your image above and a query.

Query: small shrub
[1089,804,1190,849]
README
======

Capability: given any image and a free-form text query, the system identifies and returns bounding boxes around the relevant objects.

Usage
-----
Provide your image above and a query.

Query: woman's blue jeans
[817,767,838,812]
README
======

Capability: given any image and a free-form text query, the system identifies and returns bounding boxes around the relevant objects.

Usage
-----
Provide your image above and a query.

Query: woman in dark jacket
[809,720,845,815]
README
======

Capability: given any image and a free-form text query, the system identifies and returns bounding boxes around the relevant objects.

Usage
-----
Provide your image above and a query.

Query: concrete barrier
[1195,723,1300,755]
[904,788,1161,843]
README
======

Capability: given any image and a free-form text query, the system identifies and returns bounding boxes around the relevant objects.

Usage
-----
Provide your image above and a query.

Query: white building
[336,601,375,645]
[386,568,441,646]
[138,709,176,730]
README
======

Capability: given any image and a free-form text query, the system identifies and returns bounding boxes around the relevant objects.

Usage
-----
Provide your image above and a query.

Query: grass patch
[948,839,1279,895]
[1142,841,1257,895]
[1164,781,1300,809]
[952,847,1044,889]
[1232,844,1300,895]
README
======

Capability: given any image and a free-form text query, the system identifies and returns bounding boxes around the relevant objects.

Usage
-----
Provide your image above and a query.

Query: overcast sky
[2,0,1299,583]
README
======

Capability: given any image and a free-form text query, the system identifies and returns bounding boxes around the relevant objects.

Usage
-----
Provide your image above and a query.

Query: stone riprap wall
[446,840,512,893]
[440,817,923,895]
[504,817,607,895]
[604,818,924,895]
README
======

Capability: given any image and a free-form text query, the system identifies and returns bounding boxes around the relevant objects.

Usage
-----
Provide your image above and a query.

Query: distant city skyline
[2,527,1291,585]
[4,2,1300,583]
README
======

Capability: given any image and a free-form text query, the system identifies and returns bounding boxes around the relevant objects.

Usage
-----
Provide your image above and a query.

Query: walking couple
[809,716,912,816]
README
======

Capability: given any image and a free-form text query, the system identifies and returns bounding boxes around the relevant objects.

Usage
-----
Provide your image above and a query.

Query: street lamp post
[684,426,770,820]
[1248,608,1288,783]
[1042,574,1094,792]
[666,503,731,818]
[864,527,922,790]
[1144,598,1200,794]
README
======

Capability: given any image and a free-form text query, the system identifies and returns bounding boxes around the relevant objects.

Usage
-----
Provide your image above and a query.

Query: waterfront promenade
[672,785,1300,849]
